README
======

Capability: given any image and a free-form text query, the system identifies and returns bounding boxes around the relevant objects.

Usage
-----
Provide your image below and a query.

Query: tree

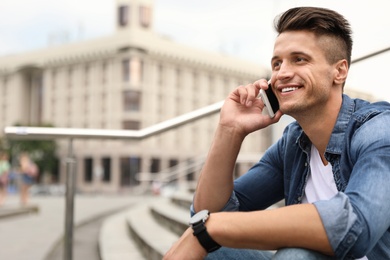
[5,123,59,183]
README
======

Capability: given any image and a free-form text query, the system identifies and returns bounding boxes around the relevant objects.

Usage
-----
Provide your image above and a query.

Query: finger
[253,96,265,109]
[245,83,257,106]
[253,79,269,92]
[270,110,283,123]
[236,85,249,105]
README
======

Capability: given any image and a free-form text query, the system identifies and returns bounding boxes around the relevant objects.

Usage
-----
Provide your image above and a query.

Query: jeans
[206,247,336,260]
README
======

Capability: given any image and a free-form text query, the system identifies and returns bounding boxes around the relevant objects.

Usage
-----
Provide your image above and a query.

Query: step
[126,202,179,260]
[99,209,146,260]
[0,204,39,219]
[170,191,193,210]
[150,197,190,236]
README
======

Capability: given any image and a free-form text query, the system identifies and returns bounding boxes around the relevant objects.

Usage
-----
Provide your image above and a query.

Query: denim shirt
[192,95,390,259]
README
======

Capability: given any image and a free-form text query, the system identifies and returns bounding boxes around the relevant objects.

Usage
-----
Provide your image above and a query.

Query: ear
[333,59,348,85]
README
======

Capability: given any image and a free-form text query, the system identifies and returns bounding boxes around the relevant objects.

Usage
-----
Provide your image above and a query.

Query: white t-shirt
[302,144,367,260]
[301,144,337,204]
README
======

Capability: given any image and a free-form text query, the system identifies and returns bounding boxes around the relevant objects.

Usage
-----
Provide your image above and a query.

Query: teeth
[282,87,298,93]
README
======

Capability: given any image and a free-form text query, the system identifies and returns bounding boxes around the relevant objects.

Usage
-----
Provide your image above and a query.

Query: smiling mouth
[281,87,300,93]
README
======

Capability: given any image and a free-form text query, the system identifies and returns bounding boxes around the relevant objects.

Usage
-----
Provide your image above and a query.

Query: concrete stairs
[99,190,193,260]
[99,188,285,260]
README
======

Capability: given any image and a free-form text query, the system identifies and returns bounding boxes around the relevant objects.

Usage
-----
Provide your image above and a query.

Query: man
[164,7,390,260]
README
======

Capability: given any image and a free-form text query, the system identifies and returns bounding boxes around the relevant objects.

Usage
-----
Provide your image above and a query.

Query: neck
[295,94,343,160]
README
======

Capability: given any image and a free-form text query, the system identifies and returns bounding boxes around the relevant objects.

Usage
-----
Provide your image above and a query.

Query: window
[139,6,151,28]
[34,74,44,124]
[150,158,160,173]
[130,58,142,85]
[169,159,179,168]
[186,158,195,181]
[120,157,141,187]
[102,157,111,182]
[123,90,141,111]
[118,5,129,27]
[122,120,140,130]
[84,158,93,182]
[51,158,60,183]
[122,59,130,82]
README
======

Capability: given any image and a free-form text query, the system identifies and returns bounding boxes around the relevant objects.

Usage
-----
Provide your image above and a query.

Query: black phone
[259,82,279,118]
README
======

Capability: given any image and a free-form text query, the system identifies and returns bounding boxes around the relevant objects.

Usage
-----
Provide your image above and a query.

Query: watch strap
[192,223,221,252]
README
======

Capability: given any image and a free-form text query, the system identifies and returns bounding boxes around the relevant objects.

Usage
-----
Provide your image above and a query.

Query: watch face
[190,209,209,225]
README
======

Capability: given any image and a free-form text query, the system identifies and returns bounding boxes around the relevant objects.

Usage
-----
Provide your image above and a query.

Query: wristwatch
[189,209,221,252]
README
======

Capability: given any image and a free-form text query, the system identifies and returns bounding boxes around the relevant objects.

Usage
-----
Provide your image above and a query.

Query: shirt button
[305,163,308,167]
[346,235,354,244]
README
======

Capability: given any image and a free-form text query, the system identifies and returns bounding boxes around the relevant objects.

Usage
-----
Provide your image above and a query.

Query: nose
[276,61,294,81]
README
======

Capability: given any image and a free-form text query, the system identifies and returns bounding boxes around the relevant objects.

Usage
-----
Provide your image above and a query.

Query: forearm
[193,125,245,213]
[207,204,334,255]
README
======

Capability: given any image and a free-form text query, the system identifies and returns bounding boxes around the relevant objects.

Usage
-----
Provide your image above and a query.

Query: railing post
[64,138,76,260]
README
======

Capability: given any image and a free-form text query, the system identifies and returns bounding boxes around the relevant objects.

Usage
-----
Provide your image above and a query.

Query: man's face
[271,30,338,117]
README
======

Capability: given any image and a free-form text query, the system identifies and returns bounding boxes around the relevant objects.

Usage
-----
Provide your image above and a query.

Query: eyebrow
[271,51,312,63]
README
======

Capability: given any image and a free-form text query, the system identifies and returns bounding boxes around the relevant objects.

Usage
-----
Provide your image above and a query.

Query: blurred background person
[0,151,10,206]
[19,153,38,206]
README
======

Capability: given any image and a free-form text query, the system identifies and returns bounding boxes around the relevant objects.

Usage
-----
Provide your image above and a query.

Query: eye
[295,57,307,63]
[272,60,282,70]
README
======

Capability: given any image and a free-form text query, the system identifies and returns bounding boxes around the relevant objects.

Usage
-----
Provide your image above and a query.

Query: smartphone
[259,81,279,118]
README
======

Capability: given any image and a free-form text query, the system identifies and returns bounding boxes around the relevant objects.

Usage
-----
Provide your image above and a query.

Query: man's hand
[163,228,207,260]
[220,79,282,137]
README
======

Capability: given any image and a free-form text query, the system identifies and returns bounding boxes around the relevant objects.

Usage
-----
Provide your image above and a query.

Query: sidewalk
[0,194,145,260]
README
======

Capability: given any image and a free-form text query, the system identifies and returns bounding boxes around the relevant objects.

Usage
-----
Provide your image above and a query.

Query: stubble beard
[280,85,330,120]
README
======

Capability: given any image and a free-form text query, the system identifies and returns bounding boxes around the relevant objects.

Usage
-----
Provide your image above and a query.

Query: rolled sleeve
[314,192,361,259]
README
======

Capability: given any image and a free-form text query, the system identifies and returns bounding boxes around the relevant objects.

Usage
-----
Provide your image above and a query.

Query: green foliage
[5,123,58,175]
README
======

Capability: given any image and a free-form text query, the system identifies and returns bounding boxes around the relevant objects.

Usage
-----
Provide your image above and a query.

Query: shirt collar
[326,94,355,155]
[296,95,355,156]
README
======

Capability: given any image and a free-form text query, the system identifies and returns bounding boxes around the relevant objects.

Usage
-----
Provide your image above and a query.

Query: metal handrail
[136,155,206,183]
[4,100,224,140]
[351,46,390,64]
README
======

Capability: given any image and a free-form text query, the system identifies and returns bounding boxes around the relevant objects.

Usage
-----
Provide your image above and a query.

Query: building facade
[0,0,274,193]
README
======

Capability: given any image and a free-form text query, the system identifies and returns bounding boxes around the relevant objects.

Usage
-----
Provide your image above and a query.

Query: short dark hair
[274,7,353,67]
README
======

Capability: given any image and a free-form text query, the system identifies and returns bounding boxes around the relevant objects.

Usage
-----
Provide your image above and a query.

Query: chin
[280,104,302,117]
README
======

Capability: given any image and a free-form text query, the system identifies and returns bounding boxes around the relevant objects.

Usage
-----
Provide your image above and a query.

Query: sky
[1,0,390,100]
